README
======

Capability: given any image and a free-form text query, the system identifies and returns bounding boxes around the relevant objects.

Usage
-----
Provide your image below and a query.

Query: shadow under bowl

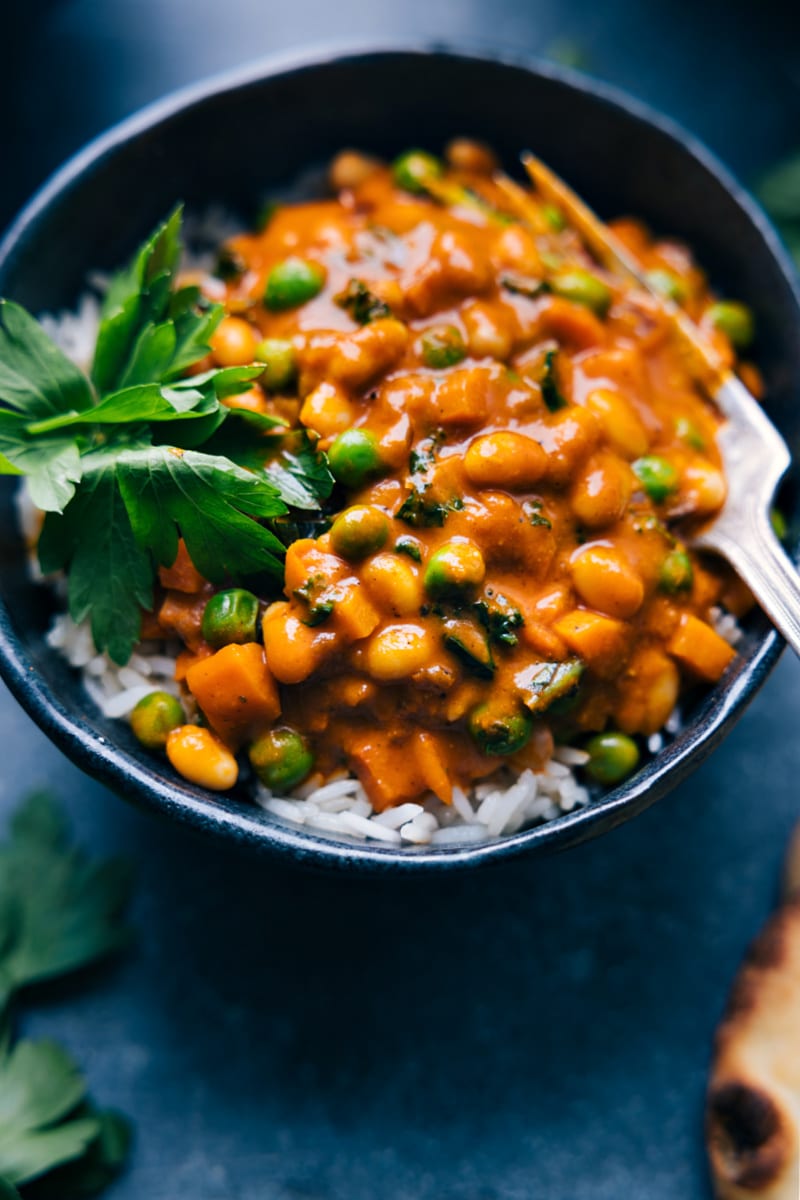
[1,43,799,872]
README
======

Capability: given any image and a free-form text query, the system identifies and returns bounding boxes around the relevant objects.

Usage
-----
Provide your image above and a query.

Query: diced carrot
[413,731,453,804]
[431,368,488,427]
[185,643,281,747]
[719,574,756,619]
[690,563,723,612]
[519,619,569,661]
[139,608,164,640]
[334,583,381,643]
[667,613,735,682]
[158,589,212,651]
[158,539,206,593]
[175,645,213,682]
[344,729,428,811]
[553,609,630,678]
[539,295,607,350]
[283,540,346,597]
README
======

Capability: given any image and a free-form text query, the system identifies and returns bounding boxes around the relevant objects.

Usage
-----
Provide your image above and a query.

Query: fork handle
[706,507,800,657]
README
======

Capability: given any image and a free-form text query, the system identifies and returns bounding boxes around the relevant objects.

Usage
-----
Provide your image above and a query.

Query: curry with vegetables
[144,140,755,809]
[1,139,758,817]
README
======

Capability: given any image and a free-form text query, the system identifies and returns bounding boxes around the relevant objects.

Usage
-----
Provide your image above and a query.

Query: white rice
[24,216,745,849]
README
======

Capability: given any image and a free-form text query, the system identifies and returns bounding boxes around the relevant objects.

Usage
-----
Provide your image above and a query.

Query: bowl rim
[0,39,797,873]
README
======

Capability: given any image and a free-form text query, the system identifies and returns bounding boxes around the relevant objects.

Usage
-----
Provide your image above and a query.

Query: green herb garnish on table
[0,793,134,1197]
[0,208,333,665]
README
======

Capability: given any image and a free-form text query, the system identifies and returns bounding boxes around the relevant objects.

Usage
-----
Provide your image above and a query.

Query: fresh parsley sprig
[0,793,133,1197]
[0,209,334,664]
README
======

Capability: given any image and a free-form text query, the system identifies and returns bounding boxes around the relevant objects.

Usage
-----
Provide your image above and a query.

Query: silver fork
[519,153,800,656]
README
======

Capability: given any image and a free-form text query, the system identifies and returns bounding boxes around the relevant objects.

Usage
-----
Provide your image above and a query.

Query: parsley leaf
[334,279,392,324]
[0,412,82,512]
[91,207,221,394]
[0,301,94,421]
[38,457,153,666]
[115,445,287,581]
[263,437,335,511]
[1,208,335,665]
[540,349,568,412]
[0,795,134,1196]
[0,792,133,1008]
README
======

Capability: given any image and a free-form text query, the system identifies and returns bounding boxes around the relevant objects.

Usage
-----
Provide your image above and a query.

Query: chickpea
[365,623,435,681]
[544,406,600,485]
[616,647,680,735]
[682,462,726,516]
[330,505,389,560]
[570,452,632,529]
[464,431,548,491]
[130,691,184,750]
[329,149,381,191]
[363,553,422,616]
[166,725,239,791]
[570,544,645,618]
[210,317,258,367]
[493,224,542,276]
[424,539,486,601]
[445,137,498,174]
[221,387,267,414]
[249,727,314,791]
[262,604,331,684]
[461,300,514,361]
[329,318,409,389]
[585,388,648,460]
[299,382,357,439]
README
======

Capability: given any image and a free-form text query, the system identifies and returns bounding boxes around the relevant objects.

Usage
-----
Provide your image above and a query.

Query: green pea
[542,203,566,232]
[424,540,485,601]
[633,455,679,504]
[771,507,788,541]
[707,300,754,350]
[330,505,389,560]
[659,548,694,593]
[130,691,184,750]
[419,325,467,369]
[468,703,533,756]
[249,727,314,791]
[392,149,444,193]
[550,267,612,317]
[645,268,688,304]
[328,428,384,489]
[255,337,297,391]
[584,732,640,785]
[675,416,706,451]
[264,258,325,311]
[201,589,260,648]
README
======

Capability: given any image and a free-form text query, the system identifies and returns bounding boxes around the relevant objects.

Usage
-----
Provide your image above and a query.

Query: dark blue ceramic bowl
[1,45,798,872]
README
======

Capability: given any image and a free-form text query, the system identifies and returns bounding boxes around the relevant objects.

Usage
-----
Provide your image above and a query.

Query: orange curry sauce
[152,142,756,809]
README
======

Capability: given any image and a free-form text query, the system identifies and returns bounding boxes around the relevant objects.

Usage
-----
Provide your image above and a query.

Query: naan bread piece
[706,895,800,1199]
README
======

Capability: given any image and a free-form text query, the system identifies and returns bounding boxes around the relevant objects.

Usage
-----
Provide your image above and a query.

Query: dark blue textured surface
[3,3,800,1196]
